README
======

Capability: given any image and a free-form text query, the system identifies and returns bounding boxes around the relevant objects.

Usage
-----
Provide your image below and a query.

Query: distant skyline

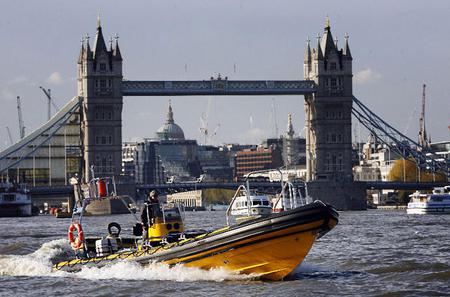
[0,0,449,150]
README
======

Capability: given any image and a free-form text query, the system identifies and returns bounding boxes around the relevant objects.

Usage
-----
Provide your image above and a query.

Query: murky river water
[0,210,449,296]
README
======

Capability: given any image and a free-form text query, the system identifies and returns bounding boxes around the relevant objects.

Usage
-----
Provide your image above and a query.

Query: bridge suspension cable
[0,96,82,174]
[351,96,448,176]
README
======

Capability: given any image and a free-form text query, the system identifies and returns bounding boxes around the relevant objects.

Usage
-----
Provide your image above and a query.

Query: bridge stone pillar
[77,21,123,181]
[304,19,365,210]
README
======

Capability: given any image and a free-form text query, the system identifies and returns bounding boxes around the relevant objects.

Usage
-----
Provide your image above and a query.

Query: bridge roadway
[121,80,317,96]
[29,181,449,198]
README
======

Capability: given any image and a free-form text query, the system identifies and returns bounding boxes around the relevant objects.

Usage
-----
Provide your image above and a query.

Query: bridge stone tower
[77,20,123,181]
[304,19,365,210]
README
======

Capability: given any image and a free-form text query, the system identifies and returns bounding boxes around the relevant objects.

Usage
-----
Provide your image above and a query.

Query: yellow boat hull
[174,221,326,280]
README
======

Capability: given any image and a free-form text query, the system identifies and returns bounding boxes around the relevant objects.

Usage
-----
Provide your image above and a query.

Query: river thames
[0,210,449,296]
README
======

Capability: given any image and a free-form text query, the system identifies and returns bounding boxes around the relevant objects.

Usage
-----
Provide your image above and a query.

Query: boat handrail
[116,194,140,222]
[226,184,247,226]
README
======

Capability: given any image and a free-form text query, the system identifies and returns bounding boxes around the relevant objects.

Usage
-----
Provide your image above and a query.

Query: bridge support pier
[307,181,367,210]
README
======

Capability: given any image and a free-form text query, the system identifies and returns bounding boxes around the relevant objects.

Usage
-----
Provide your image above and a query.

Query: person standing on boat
[141,190,160,240]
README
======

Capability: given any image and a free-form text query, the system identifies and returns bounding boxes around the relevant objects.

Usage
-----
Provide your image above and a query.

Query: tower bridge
[1,19,447,210]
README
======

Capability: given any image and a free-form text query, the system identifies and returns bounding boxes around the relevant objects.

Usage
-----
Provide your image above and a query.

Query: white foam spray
[75,261,256,282]
[0,240,256,282]
[0,238,70,277]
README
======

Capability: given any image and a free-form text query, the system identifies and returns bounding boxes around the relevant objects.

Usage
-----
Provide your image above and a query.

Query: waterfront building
[134,139,164,184]
[154,101,200,182]
[0,113,81,186]
[429,141,450,167]
[157,139,200,182]
[222,144,257,172]
[166,190,204,209]
[234,146,283,181]
[197,145,233,182]
[134,101,203,184]
[353,135,400,182]
[122,141,138,181]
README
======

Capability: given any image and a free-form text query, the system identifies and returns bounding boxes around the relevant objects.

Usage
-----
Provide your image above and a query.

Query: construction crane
[16,96,25,139]
[200,98,212,145]
[271,98,279,138]
[39,86,59,120]
[199,113,209,145]
[418,84,429,149]
[210,124,221,144]
[199,98,220,145]
[5,126,14,145]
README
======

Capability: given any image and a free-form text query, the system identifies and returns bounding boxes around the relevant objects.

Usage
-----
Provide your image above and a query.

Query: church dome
[156,100,185,140]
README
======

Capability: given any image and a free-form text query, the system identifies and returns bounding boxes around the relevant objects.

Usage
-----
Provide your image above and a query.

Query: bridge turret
[77,19,123,182]
[112,37,122,61]
[343,33,352,59]
[85,38,93,61]
[302,19,366,210]
[321,17,338,58]
[303,38,312,76]
[93,19,108,60]
[304,18,354,182]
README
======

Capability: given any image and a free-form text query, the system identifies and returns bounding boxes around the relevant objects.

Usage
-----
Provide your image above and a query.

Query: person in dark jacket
[141,190,159,240]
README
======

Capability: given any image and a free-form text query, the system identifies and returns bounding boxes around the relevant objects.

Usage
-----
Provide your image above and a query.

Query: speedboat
[53,170,339,281]
[407,186,450,214]
[0,182,32,217]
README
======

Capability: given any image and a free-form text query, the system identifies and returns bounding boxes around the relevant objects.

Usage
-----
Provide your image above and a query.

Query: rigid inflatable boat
[53,171,338,280]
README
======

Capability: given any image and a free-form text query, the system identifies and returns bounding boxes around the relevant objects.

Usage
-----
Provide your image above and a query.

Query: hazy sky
[0,0,449,150]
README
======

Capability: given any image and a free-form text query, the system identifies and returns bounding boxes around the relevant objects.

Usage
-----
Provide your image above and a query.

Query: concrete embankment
[376,205,407,210]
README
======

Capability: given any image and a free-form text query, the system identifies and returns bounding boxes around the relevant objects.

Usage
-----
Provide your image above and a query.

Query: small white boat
[407,186,450,214]
[229,191,272,217]
[0,182,32,217]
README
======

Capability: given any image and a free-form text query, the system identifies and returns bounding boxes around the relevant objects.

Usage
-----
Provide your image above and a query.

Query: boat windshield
[251,199,270,206]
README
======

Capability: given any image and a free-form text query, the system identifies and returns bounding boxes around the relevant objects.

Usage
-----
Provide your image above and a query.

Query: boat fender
[97,179,107,198]
[68,223,84,250]
[107,222,121,237]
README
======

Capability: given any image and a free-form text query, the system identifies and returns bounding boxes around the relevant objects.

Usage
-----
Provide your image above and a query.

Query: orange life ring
[68,223,84,250]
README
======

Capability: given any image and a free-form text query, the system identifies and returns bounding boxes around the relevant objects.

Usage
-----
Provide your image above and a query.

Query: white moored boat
[229,190,272,217]
[0,182,32,217]
[407,186,450,214]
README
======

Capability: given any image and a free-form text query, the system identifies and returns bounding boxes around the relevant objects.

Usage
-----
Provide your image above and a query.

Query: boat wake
[75,261,256,282]
[0,239,256,282]
[0,238,69,277]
